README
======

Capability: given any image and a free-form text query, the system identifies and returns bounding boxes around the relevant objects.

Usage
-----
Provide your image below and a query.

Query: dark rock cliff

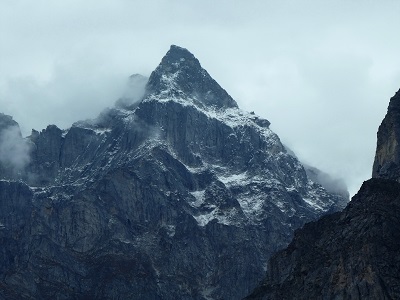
[245,178,400,300]
[0,45,347,300]
[373,88,400,180]
[246,88,400,300]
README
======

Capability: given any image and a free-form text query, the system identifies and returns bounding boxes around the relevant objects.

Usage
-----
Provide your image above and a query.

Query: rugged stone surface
[245,178,400,300]
[0,45,347,299]
[373,88,400,180]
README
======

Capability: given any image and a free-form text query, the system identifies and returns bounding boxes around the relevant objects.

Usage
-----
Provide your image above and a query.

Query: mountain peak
[0,46,349,300]
[162,45,201,67]
[146,45,238,109]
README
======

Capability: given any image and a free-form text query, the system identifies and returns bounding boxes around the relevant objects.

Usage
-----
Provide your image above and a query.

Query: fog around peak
[0,125,31,173]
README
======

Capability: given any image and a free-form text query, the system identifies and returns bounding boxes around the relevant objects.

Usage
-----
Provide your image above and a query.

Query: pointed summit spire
[160,45,201,69]
[146,45,238,109]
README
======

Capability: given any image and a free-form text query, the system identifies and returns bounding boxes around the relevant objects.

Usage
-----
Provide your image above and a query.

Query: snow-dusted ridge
[139,87,344,226]
[144,93,271,129]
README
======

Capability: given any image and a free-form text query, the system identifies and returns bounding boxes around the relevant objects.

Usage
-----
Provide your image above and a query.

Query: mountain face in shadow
[245,89,400,300]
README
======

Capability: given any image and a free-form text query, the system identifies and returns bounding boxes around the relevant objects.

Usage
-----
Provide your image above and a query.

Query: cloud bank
[1,0,400,196]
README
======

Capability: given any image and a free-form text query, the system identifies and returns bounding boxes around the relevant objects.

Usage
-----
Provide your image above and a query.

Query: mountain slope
[245,88,400,300]
[0,45,347,300]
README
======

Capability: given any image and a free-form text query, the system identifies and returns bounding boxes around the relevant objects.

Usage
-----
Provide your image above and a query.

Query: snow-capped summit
[146,45,238,109]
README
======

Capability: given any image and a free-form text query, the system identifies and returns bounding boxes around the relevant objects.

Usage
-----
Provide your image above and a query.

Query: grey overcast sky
[1,0,400,196]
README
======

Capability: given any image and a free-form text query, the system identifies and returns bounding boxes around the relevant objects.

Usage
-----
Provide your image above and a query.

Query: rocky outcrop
[0,45,347,299]
[373,88,400,180]
[28,125,63,185]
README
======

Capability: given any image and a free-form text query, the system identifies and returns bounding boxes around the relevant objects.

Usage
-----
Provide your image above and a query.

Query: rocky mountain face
[245,89,400,300]
[0,45,347,300]
[373,89,400,180]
